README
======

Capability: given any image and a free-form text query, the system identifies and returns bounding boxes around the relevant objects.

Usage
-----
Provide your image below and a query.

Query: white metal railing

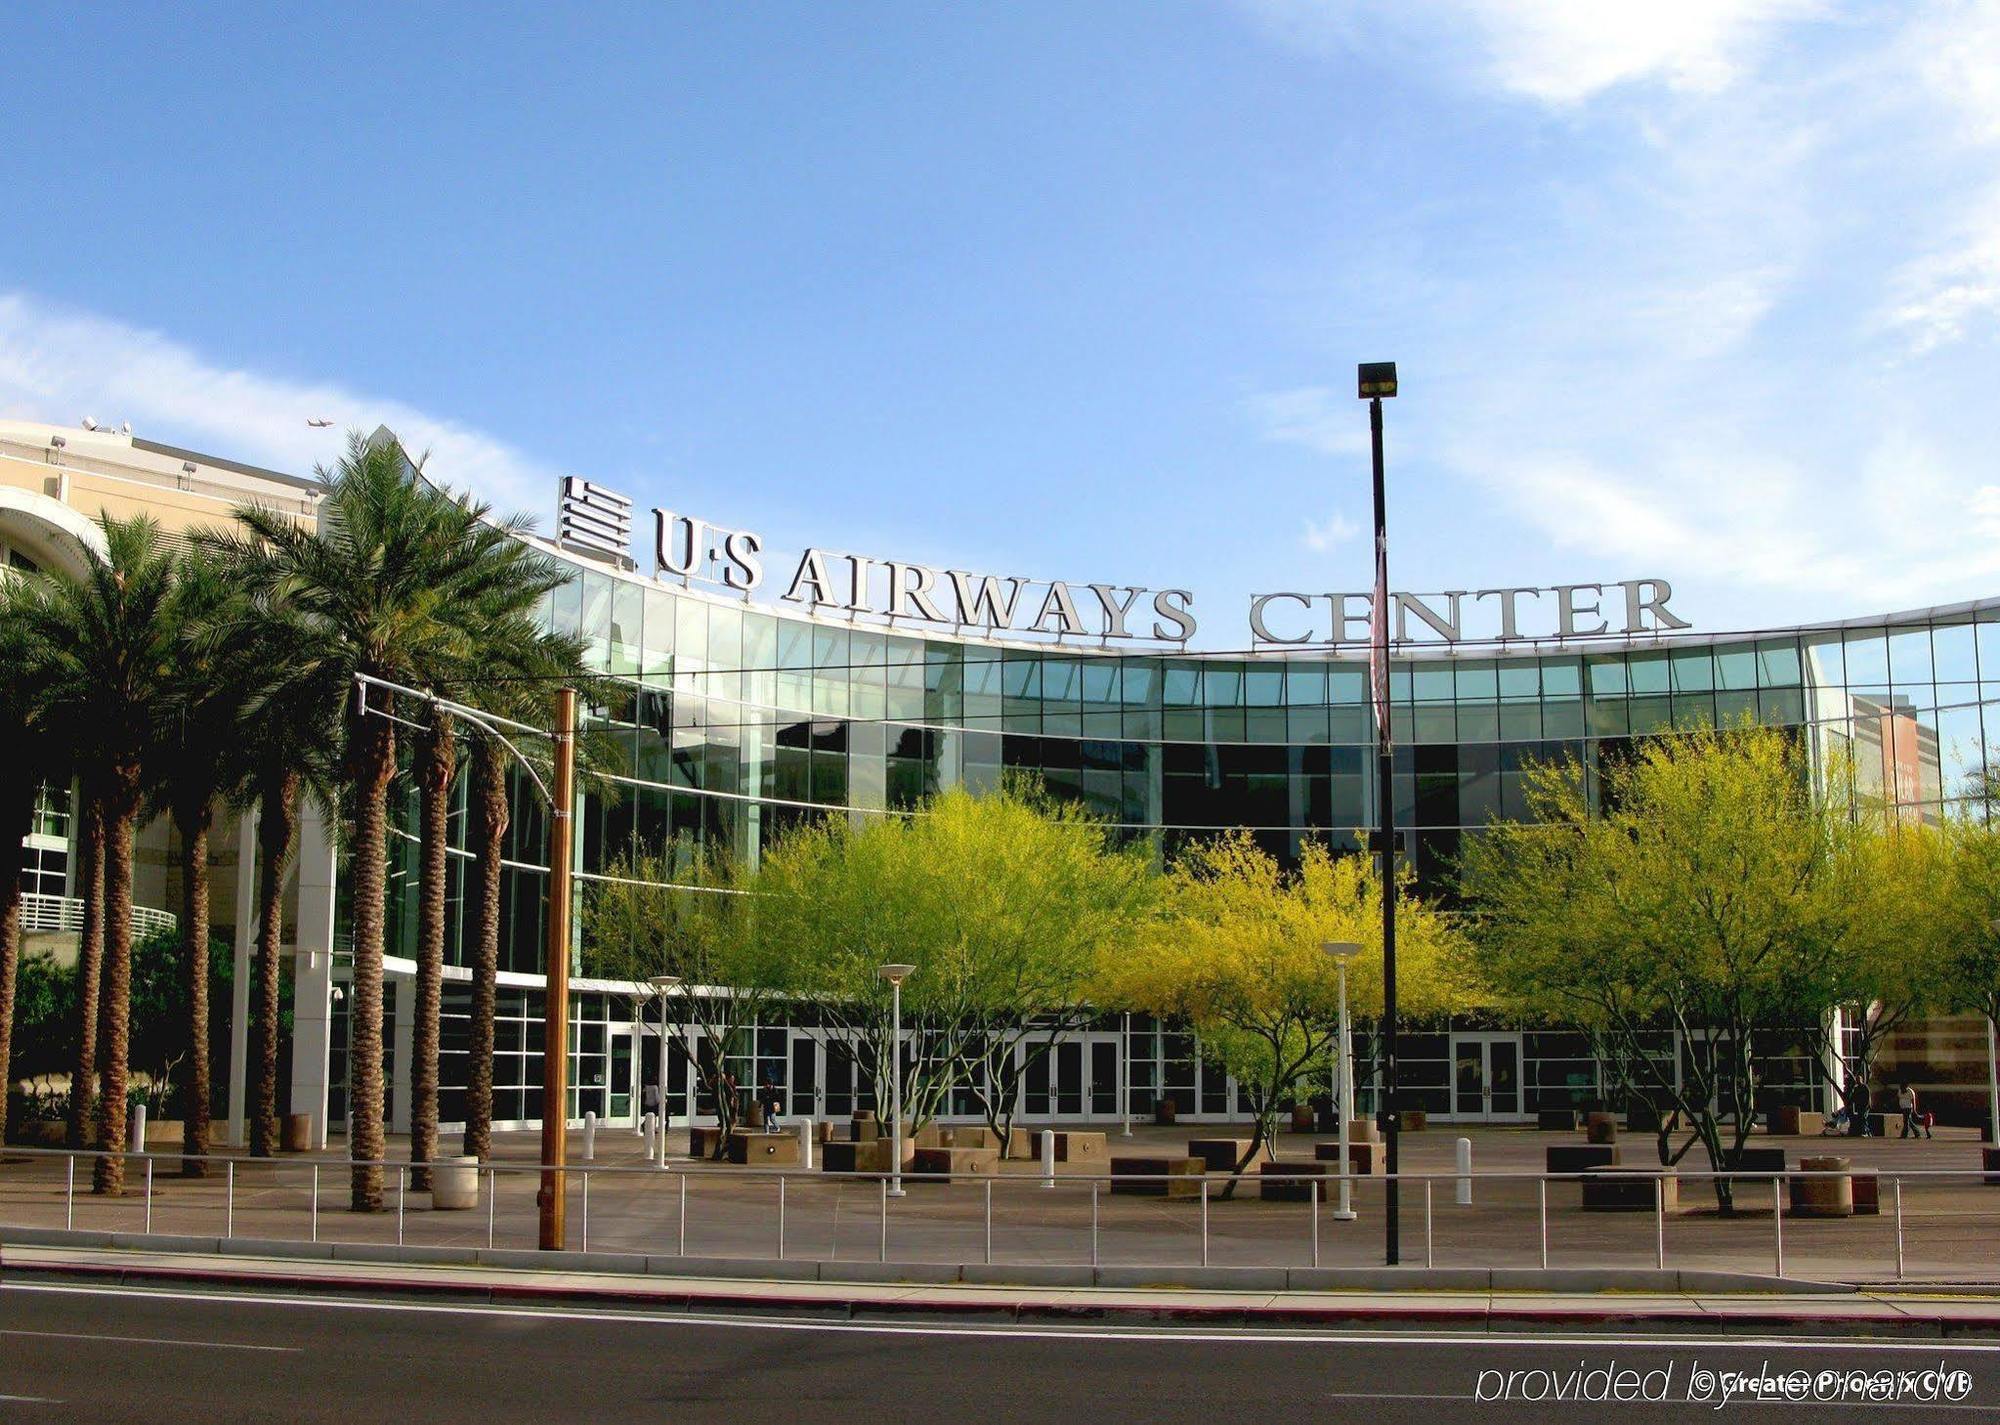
[0,1144,1988,1283]
[19,892,176,937]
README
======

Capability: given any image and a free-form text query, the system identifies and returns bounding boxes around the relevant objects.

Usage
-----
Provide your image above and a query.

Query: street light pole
[879,964,915,1198]
[1358,360,1400,1265]
[537,686,577,1252]
[1324,941,1361,1221]
[648,975,681,1159]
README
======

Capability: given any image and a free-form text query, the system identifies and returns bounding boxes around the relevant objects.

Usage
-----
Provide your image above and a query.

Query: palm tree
[215,593,342,1159]
[66,792,103,1149]
[457,621,591,1161]
[0,582,61,1148]
[217,432,561,1210]
[407,702,455,1191]
[148,545,245,1174]
[16,515,181,1194]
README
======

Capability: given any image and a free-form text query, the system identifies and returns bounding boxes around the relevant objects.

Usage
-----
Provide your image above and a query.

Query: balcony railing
[20,892,176,938]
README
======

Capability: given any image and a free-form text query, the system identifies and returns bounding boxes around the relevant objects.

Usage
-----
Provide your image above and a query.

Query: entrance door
[1451,1034,1522,1122]
[608,1024,637,1126]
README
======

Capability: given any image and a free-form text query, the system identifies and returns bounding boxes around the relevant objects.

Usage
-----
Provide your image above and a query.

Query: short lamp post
[878,964,916,1197]
[1323,941,1362,1221]
[647,975,681,1148]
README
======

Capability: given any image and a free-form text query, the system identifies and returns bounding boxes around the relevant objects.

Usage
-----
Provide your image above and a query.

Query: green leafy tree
[751,782,1158,1147]
[583,843,776,1154]
[1461,723,1853,1211]
[0,579,63,1147]
[216,432,555,1210]
[1939,815,2000,1122]
[1102,832,1466,1188]
[15,515,182,1193]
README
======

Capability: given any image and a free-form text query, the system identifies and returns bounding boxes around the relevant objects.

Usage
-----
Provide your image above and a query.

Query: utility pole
[537,687,577,1251]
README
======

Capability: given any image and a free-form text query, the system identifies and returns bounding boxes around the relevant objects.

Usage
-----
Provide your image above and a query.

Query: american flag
[1370,523,1390,746]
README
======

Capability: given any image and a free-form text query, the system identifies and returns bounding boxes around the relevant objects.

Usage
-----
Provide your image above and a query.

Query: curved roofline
[521,530,2000,663]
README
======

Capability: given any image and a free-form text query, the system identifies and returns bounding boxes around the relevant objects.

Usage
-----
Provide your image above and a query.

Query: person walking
[1897,1083,1932,1140]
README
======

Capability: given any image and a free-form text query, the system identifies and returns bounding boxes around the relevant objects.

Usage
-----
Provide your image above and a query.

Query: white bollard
[643,1112,658,1161]
[1041,1128,1056,1189]
[128,1103,147,1154]
[583,1111,598,1161]
[799,1117,814,1170]
[1456,1136,1473,1206]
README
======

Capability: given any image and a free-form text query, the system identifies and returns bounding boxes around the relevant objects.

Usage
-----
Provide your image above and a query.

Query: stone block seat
[1983,1147,2000,1186]
[1110,1155,1204,1197]
[908,1146,1000,1181]
[1767,1107,1825,1135]
[1314,1140,1385,1174]
[1053,1131,1107,1163]
[1546,1143,1619,1176]
[1257,1160,1334,1201]
[820,1139,897,1174]
[1187,1138,1267,1174]
[688,1125,725,1160]
[1852,1169,1880,1215]
[1581,1167,1677,1212]
[727,1132,800,1167]
[1724,1147,1789,1191]
[1537,1108,1581,1131]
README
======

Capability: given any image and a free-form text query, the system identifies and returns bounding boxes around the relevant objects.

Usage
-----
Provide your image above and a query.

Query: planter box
[1053,1131,1107,1163]
[1546,1144,1620,1175]
[850,1112,881,1143]
[1767,1107,1824,1136]
[938,1126,997,1150]
[1289,1105,1315,1134]
[280,1113,314,1153]
[908,1146,999,1181]
[430,1156,480,1211]
[1153,1101,1179,1126]
[1187,1137,1266,1173]
[1313,1140,1385,1174]
[1724,1147,1788,1189]
[1585,1112,1618,1145]
[688,1125,726,1159]
[1852,1170,1880,1215]
[1537,1108,1581,1131]
[1257,1160,1332,1201]
[1399,1110,1427,1132]
[1110,1155,1203,1197]
[141,1119,185,1150]
[728,1132,801,1167]
[1582,1168,1677,1213]
[6,1121,66,1148]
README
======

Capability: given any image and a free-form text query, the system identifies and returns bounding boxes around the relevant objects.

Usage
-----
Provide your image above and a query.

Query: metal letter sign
[558,477,634,559]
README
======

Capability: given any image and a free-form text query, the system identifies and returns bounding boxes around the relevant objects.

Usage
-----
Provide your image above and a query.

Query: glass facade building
[339,548,1996,1133]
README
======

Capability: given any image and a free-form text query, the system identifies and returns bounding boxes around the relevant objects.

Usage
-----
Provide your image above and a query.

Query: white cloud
[1244,385,1369,456]
[1234,0,1823,106]
[1302,512,1359,551]
[1884,187,2000,354]
[0,291,556,519]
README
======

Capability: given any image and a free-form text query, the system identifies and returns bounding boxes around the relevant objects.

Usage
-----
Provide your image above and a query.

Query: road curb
[7,1241,2000,1337]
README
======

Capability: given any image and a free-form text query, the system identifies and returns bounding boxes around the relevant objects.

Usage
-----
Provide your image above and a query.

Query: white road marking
[0,1325,299,1353]
[0,1395,62,1404]
[5,1280,2000,1354]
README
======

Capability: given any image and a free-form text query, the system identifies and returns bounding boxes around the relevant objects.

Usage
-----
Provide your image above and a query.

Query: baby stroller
[1822,1106,1867,1136]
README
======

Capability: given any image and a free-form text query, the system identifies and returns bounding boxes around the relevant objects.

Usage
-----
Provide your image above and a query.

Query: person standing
[1897,1083,1932,1140]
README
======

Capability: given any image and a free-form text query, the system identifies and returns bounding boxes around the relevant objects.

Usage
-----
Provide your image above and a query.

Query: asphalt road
[2,1281,1999,1423]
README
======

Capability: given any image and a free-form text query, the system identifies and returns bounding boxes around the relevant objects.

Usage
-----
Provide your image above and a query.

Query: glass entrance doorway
[1451,1034,1522,1122]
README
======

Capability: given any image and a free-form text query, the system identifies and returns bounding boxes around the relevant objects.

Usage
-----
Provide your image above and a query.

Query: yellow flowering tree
[1101,832,1468,1184]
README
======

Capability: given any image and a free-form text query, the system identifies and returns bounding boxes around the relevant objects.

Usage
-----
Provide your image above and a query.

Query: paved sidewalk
[8,1240,2000,1337]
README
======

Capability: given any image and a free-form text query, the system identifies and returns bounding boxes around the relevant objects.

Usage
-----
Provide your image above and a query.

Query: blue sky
[5,2,2000,648]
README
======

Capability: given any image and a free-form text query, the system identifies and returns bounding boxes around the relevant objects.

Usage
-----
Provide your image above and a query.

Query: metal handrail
[18,892,176,936]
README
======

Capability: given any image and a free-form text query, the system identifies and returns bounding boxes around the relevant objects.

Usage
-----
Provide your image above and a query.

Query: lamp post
[878,964,916,1197]
[1357,359,1400,1265]
[648,975,681,1154]
[537,687,578,1252]
[1323,941,1362,1221]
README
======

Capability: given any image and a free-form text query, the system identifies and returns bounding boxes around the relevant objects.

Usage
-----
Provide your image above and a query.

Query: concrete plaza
[1,1121,1993,1285]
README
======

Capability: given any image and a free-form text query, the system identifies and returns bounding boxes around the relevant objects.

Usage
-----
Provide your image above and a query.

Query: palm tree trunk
[68,791,105,1149]
[251,769,298,1157]
[410,709,454,1192]
[347,704,396,1212]
[462,734,508,1161]
[176,802,214,1176]
[0,779,32,1147]
[92,765,142,1196]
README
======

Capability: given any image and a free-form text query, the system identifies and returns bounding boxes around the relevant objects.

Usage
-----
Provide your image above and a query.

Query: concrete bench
[1053,1131,1107,1163]
[820,1139,897,1174]
[1723,1147,1788,1190]
[1853,1169,1880,1215]
[727,1132,801,1167]
[1537,1108,1581,1131]
[1767,1107,1824,1135]
[1257,1160,1334,1201]
[1546,1144,1619,1175]
[850,1112,881,1143]
[1110,1155,1204,1197]
[1984,1147,2000,1186]
[688,1125,726,1159]
[908,1146,1000,1181]
[938,1126,998,1150]
[1581,1168,1677,1213]
[1314,1140,1385,1174]
[1187,1138,1267,1173]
